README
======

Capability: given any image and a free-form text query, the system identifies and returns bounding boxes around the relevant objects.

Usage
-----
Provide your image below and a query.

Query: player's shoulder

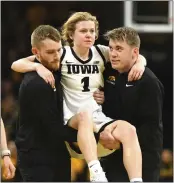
[63,45,71,52]
[94,44,108,53]
[61,45,70,54]
[96,44,109,50]
[61,45,72,61]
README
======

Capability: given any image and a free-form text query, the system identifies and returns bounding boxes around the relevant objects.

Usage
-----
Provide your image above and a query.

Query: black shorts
[64,120,115,154]
[65,119,115,142]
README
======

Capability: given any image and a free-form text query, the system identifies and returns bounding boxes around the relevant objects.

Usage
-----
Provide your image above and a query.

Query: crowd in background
[1,1,173,182]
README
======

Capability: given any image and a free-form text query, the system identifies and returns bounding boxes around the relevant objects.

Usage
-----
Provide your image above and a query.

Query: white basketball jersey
[60,45,109,124]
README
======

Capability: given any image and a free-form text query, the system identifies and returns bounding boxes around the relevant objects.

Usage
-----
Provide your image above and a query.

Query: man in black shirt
[101,27,164,182]
[16,25,76,182]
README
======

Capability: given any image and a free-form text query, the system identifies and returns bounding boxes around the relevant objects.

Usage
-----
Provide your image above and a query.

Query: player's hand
[3,156,16,179]
[93,90,105,104]
[35,64,55,88]
[128,61,145,82]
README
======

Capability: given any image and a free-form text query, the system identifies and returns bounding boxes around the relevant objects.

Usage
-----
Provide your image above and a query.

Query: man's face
[108,39,138,73]
[35,38,62,71]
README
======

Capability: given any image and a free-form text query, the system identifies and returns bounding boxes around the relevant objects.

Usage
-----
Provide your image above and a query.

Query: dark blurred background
[1,1,173,182]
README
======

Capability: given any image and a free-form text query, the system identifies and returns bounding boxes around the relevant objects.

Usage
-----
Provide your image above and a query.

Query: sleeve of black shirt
[138,77,164,124]
[26,77,77,142]
[137,76,164,151]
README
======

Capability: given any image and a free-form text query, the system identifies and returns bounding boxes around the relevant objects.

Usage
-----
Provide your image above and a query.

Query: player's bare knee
[127,124,136,138]
[78,111,89,120]
[77,111,93,127]
[122,124,137,142]
[113,121,137,143]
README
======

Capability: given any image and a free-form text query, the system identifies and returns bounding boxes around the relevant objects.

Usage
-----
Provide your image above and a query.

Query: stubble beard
[40,56,59,71]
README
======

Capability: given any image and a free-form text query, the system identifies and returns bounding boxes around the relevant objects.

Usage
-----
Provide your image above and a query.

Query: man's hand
[99,123,120,149]
[3,156,16,179]
[35,64,55,88]
[93,90,105,104]
[128,53,146,82]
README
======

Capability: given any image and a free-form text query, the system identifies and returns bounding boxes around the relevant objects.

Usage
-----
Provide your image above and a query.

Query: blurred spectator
[1,79,18,135]
[160,149,173,182]
[1,79,18,136]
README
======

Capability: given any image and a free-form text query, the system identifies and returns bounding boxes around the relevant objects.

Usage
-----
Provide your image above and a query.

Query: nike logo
[126,84,133,87]
[65,60,73,63]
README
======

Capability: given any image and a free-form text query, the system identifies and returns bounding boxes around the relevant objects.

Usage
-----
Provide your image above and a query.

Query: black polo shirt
[103,62,164,168]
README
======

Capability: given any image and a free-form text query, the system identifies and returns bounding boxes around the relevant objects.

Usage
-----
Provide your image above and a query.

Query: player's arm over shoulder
[11,55,37,73]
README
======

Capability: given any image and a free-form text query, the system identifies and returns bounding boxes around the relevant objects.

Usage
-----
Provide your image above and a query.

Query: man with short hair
[100,27,164,182]
[16,25,74,182]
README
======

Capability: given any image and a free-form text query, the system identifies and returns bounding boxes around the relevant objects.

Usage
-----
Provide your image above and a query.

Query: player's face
[108,39,138,73]
[37,39,62,71]
[71,21,96,49]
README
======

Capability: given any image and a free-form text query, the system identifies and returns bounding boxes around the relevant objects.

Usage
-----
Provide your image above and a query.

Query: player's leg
[111,120,142,182]
[68,112,98,163]
[68,111,108,182]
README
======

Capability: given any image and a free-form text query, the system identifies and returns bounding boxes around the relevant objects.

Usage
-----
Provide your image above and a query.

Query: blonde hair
[104,27,140,48]
[31,25,61,47]
[61,12,99,46]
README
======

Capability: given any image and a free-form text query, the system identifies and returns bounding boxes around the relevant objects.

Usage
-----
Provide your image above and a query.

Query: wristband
[1,149,11,158]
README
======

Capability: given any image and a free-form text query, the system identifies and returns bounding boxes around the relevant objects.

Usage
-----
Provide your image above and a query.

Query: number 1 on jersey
[81,77,90,92]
